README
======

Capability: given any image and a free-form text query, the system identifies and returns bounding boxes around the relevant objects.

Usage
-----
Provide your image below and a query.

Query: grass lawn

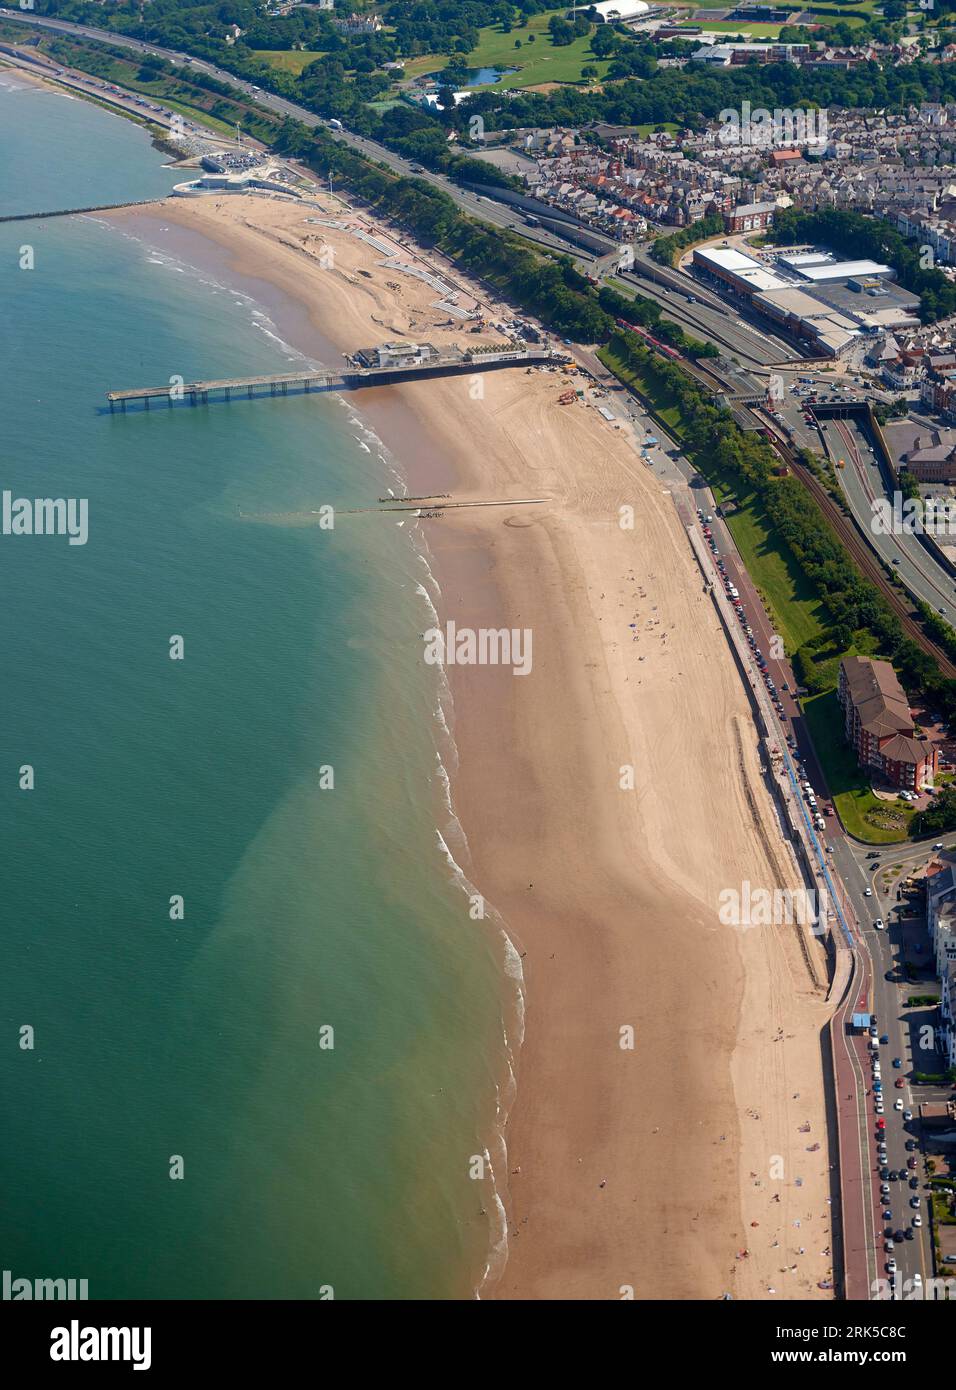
[453,13,612,89]
[256,50,326,76]
[400,54,444,80]
[597,344,683,432]
[631,121,680,137]
[802,690,914,843]
[157,94,239,138]
[699,471,827,653]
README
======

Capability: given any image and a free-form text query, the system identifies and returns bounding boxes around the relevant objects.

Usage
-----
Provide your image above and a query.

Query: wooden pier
[105,349,568,411]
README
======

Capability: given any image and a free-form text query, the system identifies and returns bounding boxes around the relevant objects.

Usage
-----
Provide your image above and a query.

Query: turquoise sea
[0,71,516,1299]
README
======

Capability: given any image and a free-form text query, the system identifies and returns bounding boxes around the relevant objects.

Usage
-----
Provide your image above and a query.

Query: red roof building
[838,656,938,790]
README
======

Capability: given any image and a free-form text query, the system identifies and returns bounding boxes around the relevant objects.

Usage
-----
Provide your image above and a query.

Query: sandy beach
[112,190,838,1300]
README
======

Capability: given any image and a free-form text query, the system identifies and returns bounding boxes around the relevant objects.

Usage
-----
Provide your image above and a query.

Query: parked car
[903,1110,913,1122]
[875,919,885,930]
[895,1099,904,1111]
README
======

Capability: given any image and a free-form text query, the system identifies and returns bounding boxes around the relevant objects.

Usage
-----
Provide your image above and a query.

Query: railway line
[675,357,956,682]
[781,443,956,681]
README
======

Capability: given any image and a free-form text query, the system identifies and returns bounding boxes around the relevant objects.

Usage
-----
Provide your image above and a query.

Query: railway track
[779,444,956,682]
[677,357,956,682]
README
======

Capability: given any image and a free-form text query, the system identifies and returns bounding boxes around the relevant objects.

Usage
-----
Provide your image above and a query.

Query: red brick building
[838,656,937,791]
[724,201,776,234]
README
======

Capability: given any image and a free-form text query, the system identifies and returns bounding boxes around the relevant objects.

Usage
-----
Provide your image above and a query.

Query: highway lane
[821,416,956,618]
[613,270,794,367]
[622,247,796,366]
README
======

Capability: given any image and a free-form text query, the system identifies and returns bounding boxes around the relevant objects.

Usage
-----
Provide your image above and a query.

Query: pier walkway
[106,348,566,410]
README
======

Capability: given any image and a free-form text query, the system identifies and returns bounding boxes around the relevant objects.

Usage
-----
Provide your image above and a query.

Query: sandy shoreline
[109,190,837,1300]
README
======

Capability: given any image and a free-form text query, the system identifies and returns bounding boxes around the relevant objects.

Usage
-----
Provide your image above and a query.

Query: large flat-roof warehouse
[692,244,921,355]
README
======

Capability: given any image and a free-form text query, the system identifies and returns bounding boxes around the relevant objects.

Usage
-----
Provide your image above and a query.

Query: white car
[864,887,872,896]
[895,1098,904,1111]
[875,919,885,930]
[912,1273,922,1290]
[886,1258,897,1273]
[913,1214,923,1227]
[875,1101,885,1114]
